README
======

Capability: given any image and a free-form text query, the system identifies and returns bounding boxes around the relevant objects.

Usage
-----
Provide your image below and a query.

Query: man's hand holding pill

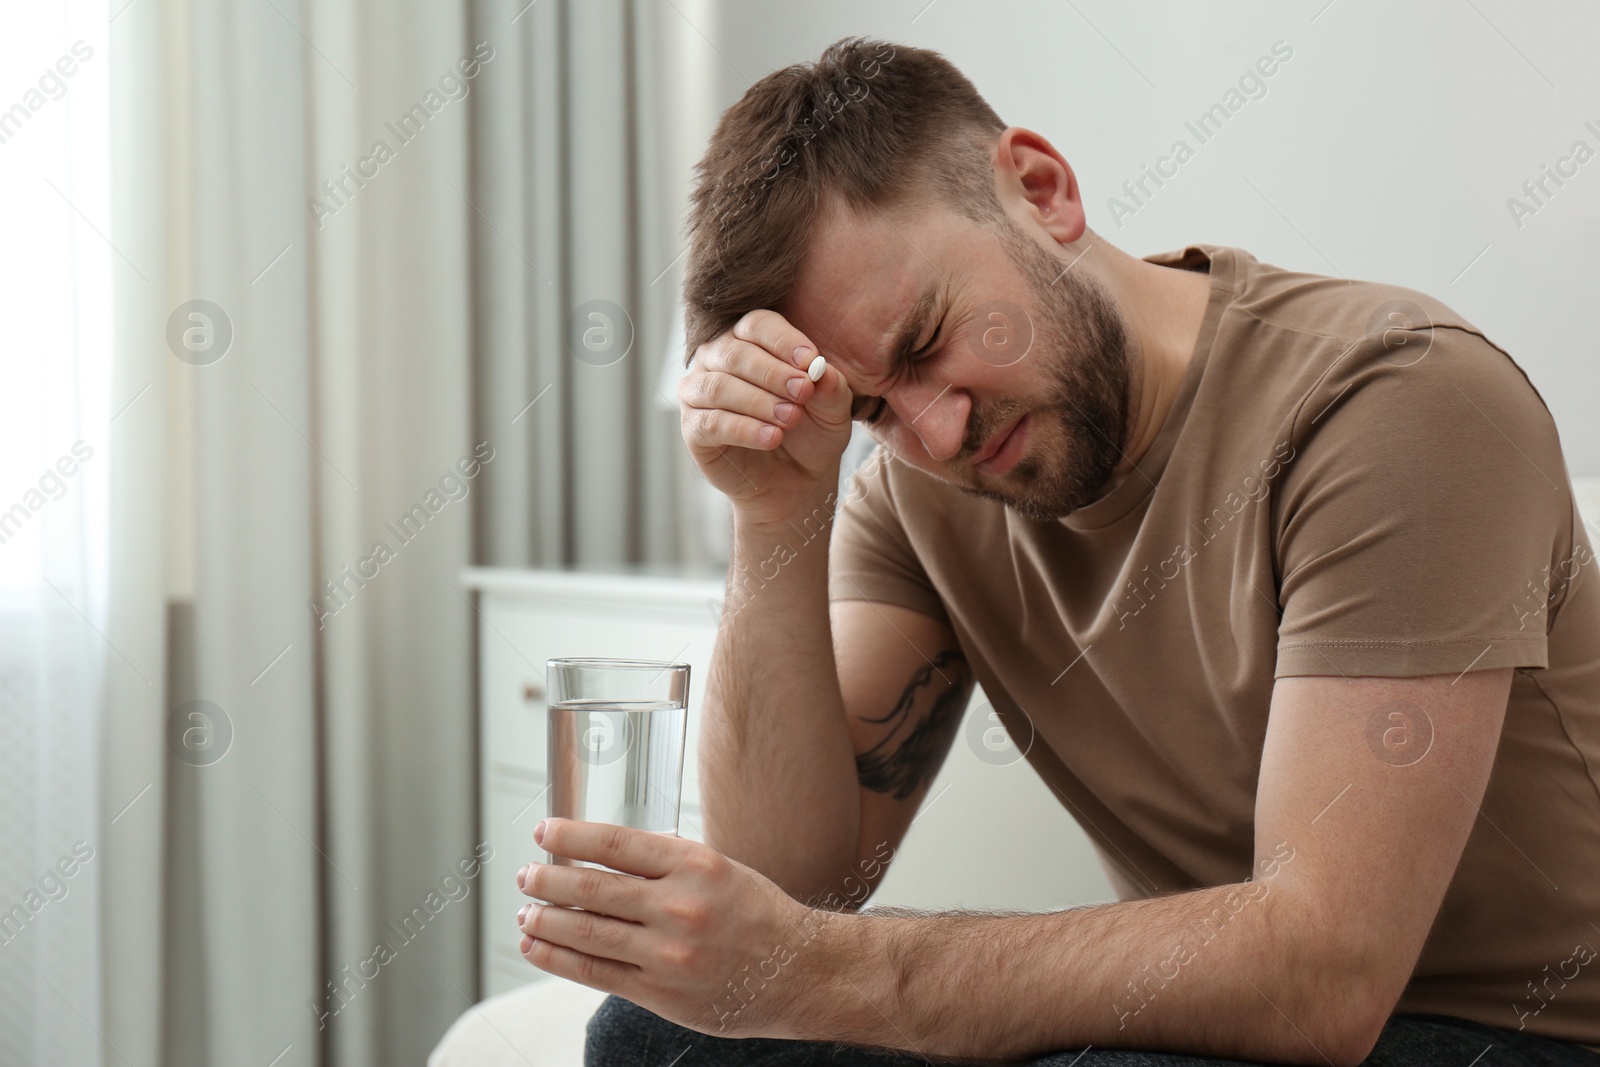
[676,309,854,530]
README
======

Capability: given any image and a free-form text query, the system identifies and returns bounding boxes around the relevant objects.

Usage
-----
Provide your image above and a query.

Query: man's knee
[585,994,696,1066]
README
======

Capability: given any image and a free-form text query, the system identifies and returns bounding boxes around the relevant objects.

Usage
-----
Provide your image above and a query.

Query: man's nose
[890,381,967,463]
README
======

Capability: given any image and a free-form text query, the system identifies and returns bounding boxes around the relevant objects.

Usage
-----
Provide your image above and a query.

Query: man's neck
[1098,239,1214,479]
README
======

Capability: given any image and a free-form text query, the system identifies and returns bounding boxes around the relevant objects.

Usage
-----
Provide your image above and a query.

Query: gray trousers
[585,994,1600,1066]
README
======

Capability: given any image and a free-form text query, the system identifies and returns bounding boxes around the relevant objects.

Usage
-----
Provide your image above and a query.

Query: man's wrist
[788,907,895,1047]
[732,487,841,544]
[725,492,841,602]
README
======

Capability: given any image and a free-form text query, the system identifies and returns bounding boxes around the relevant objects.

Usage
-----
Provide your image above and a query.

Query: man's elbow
[1320,1011,1387,1067]
[1303,950,1407,1066]
[1283,988,1387,1066]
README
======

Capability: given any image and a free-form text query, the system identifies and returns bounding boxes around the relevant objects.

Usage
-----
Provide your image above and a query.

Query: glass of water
[545,657,690,869]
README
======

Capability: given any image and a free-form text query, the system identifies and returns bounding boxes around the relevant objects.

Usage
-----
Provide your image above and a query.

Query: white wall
[693,0,1600,477]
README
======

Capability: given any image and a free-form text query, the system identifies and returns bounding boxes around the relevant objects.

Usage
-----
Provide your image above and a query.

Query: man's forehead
[782,206,934,377]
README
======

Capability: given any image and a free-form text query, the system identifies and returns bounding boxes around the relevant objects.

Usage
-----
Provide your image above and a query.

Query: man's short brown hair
[682,37,1007,363]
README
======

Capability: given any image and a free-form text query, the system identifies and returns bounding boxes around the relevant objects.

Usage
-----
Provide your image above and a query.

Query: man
[514,37,1600,1065]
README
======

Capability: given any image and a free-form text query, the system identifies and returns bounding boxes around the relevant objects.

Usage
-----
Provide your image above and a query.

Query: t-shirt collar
[1059,244,1240,532]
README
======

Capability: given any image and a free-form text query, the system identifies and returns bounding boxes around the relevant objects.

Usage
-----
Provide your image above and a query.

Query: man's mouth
[973,413,1029,476]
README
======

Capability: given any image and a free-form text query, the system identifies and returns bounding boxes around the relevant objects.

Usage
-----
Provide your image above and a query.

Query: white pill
[806,354,826,382]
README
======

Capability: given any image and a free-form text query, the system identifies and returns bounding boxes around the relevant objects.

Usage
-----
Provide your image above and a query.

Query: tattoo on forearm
[855,649,971,800]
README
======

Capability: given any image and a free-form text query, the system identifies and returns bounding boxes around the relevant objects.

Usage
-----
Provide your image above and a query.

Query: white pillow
[429,979,610,1067]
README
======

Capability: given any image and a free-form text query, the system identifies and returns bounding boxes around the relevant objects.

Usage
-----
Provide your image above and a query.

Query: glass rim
[547,656,689,673]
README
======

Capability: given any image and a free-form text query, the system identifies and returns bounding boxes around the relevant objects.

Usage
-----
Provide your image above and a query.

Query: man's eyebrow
[850,282,938,419]
[886,282,939,367]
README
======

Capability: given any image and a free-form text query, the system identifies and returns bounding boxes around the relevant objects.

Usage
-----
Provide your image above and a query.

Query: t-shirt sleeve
[1272,326,1576,679]
[828,447,951,626]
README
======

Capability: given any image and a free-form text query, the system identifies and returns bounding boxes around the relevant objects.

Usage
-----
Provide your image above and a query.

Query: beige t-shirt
[829,244,1600,1048]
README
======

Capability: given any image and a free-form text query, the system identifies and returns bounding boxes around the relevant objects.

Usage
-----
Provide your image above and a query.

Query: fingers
[678,364,800,454]
[731,308,819,374]
[679,309,857,459]
[680,312,828,453]
[691,339,814,407]
[539,818,679,878]
[519,900,643,964]
[519,860,651,922]
[681,404,786,451]
[679,368,802,444]
[797,351,854,427]
[521,923,640,994]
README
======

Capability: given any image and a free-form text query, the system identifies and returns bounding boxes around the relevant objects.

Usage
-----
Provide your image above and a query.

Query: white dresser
[464,567,720,994]
[461,565,1118,997]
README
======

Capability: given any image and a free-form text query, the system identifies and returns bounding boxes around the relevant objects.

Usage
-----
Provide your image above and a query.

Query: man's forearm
[803,858,1385,1065]
[698,492,860,902]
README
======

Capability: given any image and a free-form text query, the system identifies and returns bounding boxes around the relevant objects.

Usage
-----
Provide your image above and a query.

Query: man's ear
[993,127,1086,245]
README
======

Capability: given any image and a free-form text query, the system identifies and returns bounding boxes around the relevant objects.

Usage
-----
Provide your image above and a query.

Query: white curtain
[0,2,109,1064]
[106,0,479,1063]
[471,0,703,572]
[468,0,867,573]
[96,0,706,1062]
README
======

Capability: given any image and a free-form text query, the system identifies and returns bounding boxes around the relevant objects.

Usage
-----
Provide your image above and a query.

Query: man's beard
[954,221,1135,521]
